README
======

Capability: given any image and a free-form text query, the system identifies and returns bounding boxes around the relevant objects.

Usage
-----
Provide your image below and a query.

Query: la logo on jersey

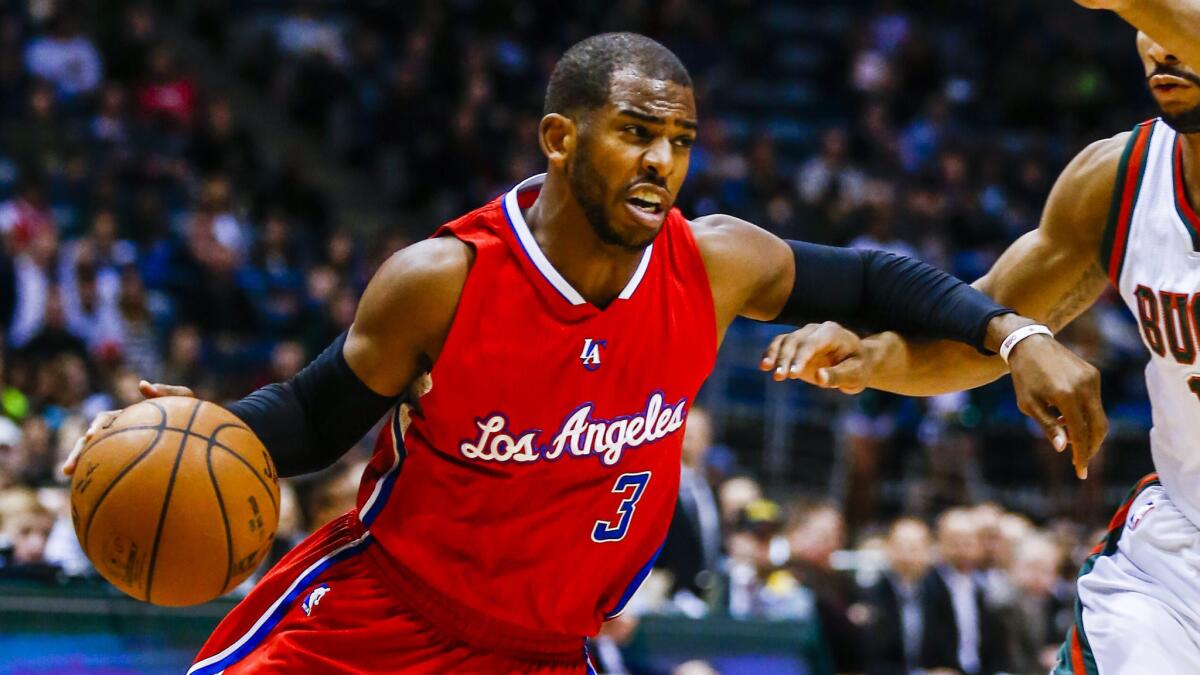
[580,338,606,371]
[302,584,330,616]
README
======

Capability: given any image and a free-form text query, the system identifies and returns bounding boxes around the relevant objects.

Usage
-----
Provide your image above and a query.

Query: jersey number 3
[592,472,651,543]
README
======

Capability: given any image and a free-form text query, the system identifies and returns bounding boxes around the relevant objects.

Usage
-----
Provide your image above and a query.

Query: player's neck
[523,173,648,309]
[1181,131,1200,212]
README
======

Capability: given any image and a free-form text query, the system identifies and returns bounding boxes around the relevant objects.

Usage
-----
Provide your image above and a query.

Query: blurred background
[0,0,1161,673]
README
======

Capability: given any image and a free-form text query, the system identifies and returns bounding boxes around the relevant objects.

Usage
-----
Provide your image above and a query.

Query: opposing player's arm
[64,237,472,479]
[861,134,1125,395]
[690,213,1015,355]
[1075,0,1200,68]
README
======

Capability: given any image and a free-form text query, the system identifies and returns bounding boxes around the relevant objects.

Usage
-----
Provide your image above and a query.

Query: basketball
[69,397,279,607]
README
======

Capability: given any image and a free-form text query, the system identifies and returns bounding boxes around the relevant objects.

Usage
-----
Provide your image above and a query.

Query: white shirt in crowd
[25,34,102,97]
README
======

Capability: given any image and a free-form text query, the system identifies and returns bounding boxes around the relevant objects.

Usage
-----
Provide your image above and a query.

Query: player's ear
[539,113,575,170]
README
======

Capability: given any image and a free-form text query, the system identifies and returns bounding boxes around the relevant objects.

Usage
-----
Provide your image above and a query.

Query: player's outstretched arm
[857,135,1124,394]
[1074,0,1200,68]
[781,135,1124,476]
[63,237,471,478]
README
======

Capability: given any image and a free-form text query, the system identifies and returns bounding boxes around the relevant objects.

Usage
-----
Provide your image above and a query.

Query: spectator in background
[796,127,867,235]
[787,502,863,673]
[725,499,814,622]
[136,45,196,127]
[862,517,935,675]
[0,173,55,256]
[23,11,102,101]
[717,475,762,532]
[921,508,1008,675]
[188,97,259,186]
[3,81,80,179]
[275,2,348,66]
[658,406,722,605]
[160,322,199,376]
[8,232,61,349]
[1002,535,1073,675]
[39,485,89,575]
[0,416,23,488]
[0,487,59,580]
[104,267,162,378]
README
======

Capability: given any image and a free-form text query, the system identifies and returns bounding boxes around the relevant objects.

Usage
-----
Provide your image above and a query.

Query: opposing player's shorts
[1054,473,1200,675]
[188,511,596,674]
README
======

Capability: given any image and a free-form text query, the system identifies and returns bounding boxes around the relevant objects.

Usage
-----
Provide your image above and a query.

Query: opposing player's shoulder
[1063,131,1130,188]
[1042,132,1131,244]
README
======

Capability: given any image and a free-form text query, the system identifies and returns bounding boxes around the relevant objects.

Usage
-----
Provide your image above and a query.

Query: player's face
[569,68,697,251]
[1138,32,1200,134]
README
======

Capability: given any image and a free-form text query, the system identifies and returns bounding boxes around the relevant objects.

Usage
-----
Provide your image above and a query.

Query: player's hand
[760,321,874,394]
[1072,0,1132,10]
[1006,336,1107,480]
[61,380,195,477]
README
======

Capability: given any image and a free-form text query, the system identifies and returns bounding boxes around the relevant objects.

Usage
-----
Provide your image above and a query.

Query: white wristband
[999,324,1054,363]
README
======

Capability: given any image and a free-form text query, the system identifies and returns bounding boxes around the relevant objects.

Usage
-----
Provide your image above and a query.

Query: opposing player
[66,34,1102,673]
[768,29,1200,675]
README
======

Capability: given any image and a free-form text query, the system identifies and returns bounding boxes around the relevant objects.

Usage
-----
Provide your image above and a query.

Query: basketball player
[64,34,1103,673]
[767,29,1200,675]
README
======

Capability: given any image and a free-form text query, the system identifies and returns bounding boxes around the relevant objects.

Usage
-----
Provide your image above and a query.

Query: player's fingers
[818,357,867,394]
[761,334,787,371]
[786,322,856,382]
[1054,396,1092,479]
[140,380,195,399]
[64,409,121,476]
[772,326,817,381]
[1017,395,1069,454]
[1080,370,1109,469]
[62,438,85,476]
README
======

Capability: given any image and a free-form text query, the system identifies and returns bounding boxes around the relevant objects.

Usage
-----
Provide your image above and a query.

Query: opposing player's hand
[760,322,874,394]
[1006,336,1107,480]
[61,380,195,477]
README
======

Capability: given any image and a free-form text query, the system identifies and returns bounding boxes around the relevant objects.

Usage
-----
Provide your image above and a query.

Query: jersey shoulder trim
[1171,134,1200,252]
[1101,119,1157,286]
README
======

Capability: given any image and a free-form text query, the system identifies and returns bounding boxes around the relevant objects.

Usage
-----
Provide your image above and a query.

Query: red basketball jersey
[355,174,717,644]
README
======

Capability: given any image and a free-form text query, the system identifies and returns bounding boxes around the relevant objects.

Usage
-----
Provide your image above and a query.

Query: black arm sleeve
[225,333,400,477]
[774,240,1013,353]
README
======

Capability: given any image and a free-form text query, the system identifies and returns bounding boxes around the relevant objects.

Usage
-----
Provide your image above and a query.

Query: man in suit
[862,517,936,675]
[920,508,1009,674]
[657,406,723,602]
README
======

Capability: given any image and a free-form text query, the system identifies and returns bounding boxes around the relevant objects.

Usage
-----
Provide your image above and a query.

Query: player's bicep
[977,137,1123,331]
[345,237,471,396]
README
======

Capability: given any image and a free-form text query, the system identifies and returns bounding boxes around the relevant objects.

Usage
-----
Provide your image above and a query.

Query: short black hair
[543,32,692,117]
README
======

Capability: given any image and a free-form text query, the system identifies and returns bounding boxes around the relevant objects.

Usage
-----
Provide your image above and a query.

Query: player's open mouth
[626,196,663,215]
[625,183,667,216]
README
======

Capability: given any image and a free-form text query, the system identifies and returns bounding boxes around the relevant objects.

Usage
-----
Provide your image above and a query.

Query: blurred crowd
[0,1,1170,673]
[612,407,1096,675]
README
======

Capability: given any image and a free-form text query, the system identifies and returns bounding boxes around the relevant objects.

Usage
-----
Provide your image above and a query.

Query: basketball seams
[80,401,169,551]
[144,399,204,603]
[209,423,280,519]
[206,433,236,597]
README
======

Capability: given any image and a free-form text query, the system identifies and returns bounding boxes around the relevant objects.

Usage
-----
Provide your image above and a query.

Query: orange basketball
[70,396,279,606]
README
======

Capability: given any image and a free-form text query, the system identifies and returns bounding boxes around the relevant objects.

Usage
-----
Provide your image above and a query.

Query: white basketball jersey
[1104,119,1200,527]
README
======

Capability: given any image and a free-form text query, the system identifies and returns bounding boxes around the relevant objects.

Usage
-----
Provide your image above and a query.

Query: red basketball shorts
[188,512,596,674]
